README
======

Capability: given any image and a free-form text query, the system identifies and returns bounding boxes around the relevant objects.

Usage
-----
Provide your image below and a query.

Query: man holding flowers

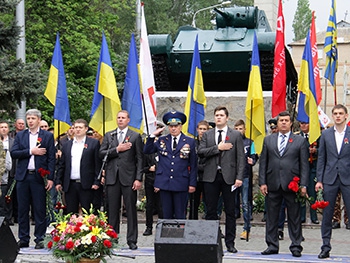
[316,104,350,259]
[259,111,309,257]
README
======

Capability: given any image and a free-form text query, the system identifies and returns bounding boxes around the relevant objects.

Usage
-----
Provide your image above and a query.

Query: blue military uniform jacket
[144,133,197,192]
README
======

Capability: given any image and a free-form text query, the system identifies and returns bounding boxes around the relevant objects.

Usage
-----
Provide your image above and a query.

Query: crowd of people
[0,104,349,259]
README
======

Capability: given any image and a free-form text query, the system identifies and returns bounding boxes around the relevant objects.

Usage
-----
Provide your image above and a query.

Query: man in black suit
[11,109,56,249]
[55,119,102,214]
[198,106,245,253]
[99,110,144,250]
[259,111,309,257]
[316,104,350,259]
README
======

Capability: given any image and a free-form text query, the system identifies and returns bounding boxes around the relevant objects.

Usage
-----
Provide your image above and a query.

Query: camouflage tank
[149,6,297,103]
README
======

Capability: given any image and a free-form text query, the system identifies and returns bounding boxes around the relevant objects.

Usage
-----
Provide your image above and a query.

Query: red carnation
[103,240,112,248]
[311,203,318,210]
[47,241,53,249]
[288,181,299,193]
[74,226,81,233]
[289,138,293,143]
[293,176,300,182]
[53,235,60,242]
[65,240,74,250]
[225,136,229,141]
[91,236,97,243]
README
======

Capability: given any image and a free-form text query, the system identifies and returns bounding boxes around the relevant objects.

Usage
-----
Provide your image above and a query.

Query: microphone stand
[97,134,115,180]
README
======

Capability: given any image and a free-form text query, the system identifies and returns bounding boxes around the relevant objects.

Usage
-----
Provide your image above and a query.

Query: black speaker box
[154,219,223,263]
[0,217,18,263]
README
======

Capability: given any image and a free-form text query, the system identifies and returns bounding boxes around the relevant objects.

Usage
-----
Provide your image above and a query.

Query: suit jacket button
[172,156,175,159]
[171,169,173,172]
[170,176,173,179]
[171,162,174,165]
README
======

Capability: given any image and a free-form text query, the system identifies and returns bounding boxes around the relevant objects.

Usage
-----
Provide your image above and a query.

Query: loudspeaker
[155,219,223,263]
[0,217,18,263]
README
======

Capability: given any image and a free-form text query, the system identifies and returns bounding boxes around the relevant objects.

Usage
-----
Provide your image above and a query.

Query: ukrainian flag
[183,35,206,138]
[245,32,265,154]
[297,30,321,144]
[122,34,143,134]
[90,33,121,135]
[44,33,71,139]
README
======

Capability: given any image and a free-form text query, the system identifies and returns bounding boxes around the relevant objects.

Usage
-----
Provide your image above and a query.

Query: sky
[283,0,349,44]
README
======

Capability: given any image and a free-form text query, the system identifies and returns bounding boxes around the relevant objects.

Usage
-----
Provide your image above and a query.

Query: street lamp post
[191,1,231,28]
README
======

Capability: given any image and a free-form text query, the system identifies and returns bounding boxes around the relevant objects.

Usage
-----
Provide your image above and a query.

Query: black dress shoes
[35,242,44,249]
[226,244,237,253]
[312,219,320,224]
[292,250,302,257]
[261,248,278,255]
[17,240,29,249]
[128,242,138,250]
[143,228,152,236]
[278,230,284,240]
[318,250,330,259]
[332,221,340,229]
[346,223,350,230]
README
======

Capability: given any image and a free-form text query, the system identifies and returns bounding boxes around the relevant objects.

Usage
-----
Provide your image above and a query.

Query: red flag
[271,0,286,117]
[310,11,321,105]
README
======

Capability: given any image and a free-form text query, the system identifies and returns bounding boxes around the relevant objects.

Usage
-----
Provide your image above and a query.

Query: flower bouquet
[311,189,329,210]
[46,207,118,263]
[288,176,313,205]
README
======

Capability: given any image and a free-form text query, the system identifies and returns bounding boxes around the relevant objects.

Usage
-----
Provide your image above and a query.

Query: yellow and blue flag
[122,34,143,134]
[324,0,337,87]
[297,30,321,144]
[245,32,265,154]
[44,33,71,139]
[90,33,121,135]
[183,35,206,138]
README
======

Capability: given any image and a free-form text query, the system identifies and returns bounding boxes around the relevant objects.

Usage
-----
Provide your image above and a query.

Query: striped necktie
[279,134,286,156]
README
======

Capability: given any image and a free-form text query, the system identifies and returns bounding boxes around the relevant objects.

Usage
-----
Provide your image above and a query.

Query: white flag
[139,3,157,134]
[318,106,331,128]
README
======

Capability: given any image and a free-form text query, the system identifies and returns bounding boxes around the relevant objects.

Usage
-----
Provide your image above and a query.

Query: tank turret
[149,5,297,99]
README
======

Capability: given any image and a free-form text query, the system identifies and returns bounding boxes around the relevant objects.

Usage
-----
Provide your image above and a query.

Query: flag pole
[141,94,150,135]
[103,96,105,135]
[324,79,328,114]
[333,79,337,105]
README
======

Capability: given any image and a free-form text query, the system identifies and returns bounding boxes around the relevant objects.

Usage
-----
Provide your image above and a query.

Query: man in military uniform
[144,111,197,219]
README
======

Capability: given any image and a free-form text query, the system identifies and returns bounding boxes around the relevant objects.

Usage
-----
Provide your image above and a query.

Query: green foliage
[292,0,312,41]
[253,191,265,214]
[0,1,45,113]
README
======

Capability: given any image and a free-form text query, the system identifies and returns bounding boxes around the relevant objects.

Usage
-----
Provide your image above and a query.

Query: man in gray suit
[316,104,350,259]
[259,111,309,257]
[99,110,144,250]
[198,106,245,253]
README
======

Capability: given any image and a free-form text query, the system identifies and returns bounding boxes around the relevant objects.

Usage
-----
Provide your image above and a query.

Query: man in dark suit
[259,111,309,257]
[144,111,197,220]
[316,104,350,259]
[55,119,101,214]
[99,110,144,250]
[198,106,245,253]
[11,109,56,249]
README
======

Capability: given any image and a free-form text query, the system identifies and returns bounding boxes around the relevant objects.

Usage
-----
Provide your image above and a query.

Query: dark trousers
[204,171,236,247]
[266,187,303,253]
[322,177,350,252]
[160,190,188,219]
[65,181,95,214]
[189,181,205,220]
[107,179,138,244]
[144,180,163,228]
[17,172,47,244]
